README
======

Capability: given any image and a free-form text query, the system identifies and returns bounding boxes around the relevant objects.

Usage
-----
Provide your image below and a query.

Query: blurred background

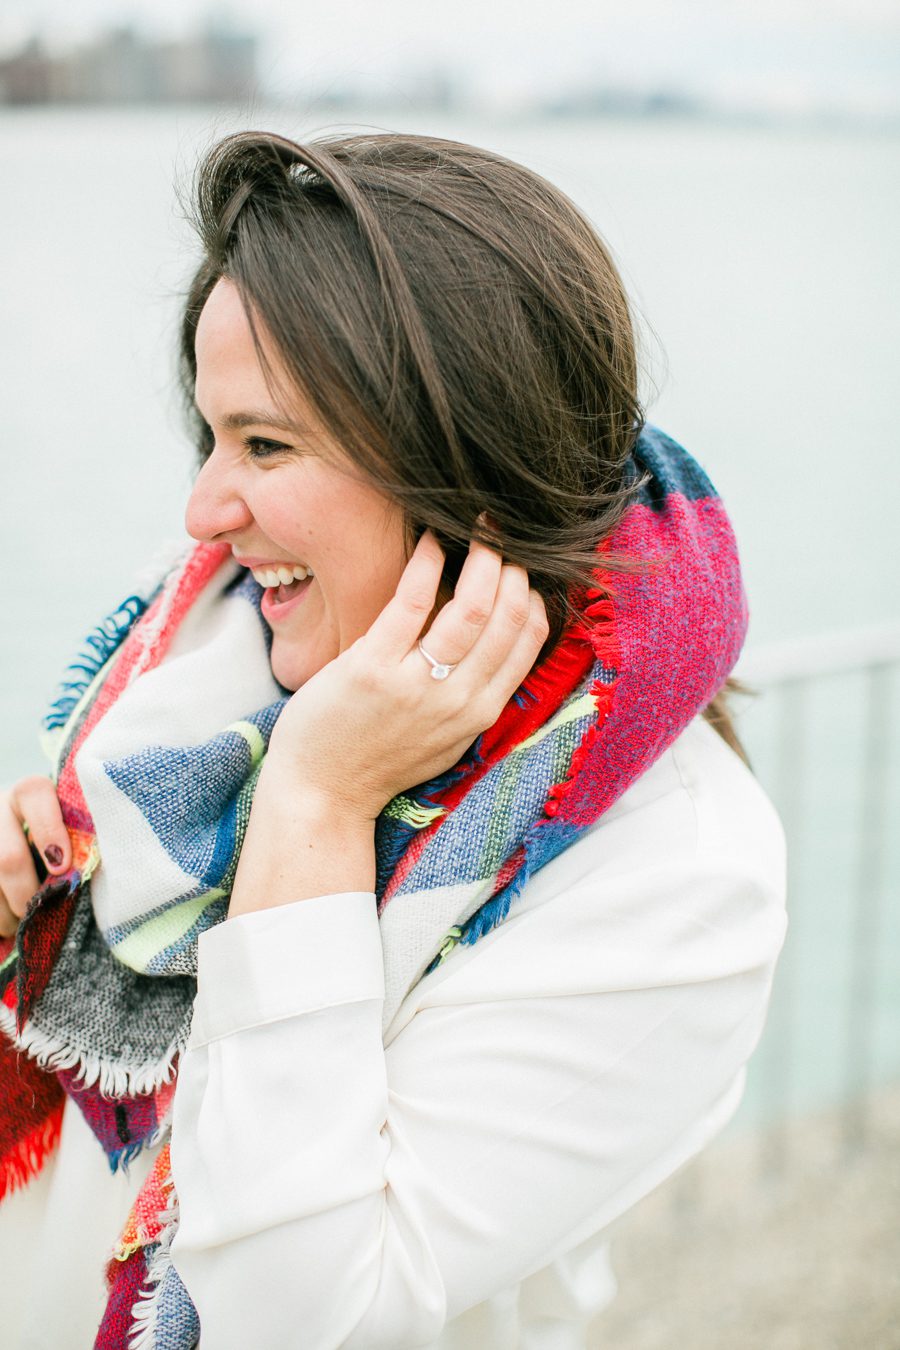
[1,2,898,1345]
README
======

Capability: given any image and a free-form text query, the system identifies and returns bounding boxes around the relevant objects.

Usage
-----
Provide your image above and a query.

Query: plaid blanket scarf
[0,426,747,1348]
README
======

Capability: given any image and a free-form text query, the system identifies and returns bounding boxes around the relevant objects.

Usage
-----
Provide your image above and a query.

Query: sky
[3,0,900,113]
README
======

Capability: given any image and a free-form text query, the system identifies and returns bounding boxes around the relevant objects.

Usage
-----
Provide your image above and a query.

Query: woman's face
[186,278,410,691]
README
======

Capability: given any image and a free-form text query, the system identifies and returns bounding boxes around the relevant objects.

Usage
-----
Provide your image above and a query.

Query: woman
[0,132,785,1349]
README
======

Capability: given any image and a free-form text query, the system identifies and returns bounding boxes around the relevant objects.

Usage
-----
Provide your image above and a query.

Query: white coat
[1,715,786,1349]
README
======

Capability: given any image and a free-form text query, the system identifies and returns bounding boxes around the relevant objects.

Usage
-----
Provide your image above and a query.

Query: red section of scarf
[95,1247,151,1350]
[14,879,80,1028]
[100,1143,176,1342]
[111,1144,174,1264]
[0,1030,65,1202]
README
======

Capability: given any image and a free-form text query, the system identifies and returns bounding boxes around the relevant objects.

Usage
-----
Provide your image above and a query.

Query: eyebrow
[193,401,311,435]
[217,409,309,434]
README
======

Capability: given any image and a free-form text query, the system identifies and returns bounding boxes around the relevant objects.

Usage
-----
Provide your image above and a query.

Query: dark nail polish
[44,844,64,867]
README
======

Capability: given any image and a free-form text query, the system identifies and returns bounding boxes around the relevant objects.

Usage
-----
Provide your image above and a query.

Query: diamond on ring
[417,640,457,680]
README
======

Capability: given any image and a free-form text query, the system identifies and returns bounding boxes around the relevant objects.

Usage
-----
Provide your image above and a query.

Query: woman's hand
[0,778,71,937]
[228,531,548,917]
[265,530,548,821]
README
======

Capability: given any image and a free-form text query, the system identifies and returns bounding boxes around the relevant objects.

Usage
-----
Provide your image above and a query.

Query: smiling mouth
[273,575,310,604]
[246,563,316,609]
[250,564,314,588]
[259,571,315,619]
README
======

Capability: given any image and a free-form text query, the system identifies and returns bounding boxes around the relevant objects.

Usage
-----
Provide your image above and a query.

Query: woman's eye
[245,436,292,460]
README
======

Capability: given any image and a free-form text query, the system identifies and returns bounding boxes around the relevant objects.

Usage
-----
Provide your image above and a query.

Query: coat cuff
[189,892,383,1046]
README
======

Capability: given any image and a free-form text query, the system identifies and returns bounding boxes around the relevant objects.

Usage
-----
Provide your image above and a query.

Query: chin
[270,635,336,693]
[269,647,305,693]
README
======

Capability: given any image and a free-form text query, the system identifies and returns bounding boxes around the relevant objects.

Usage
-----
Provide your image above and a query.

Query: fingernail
[44,844,64,867]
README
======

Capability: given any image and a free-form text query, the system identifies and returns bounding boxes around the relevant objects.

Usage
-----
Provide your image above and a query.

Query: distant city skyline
[2,1,899,117]
[0,23,258,105]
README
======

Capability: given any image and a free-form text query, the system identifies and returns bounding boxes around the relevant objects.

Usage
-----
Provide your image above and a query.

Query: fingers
[365,530,446,661]
[414,542,548,736]
[457,561,547,700]
[366,525,548,724]
[9,777,70,876]
[0,778,69,931]
[414,539,503,666]
[482,586,550,703]
[0,794,40,930]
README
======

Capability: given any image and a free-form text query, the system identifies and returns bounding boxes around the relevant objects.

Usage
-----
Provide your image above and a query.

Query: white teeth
[250,565,313,588]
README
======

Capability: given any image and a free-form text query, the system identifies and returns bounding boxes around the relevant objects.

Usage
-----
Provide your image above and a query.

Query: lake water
[1,105,898,1127]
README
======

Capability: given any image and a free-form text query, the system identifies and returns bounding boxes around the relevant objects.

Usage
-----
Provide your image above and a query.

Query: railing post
[761,676,806,1181]
[843,663,893,1154]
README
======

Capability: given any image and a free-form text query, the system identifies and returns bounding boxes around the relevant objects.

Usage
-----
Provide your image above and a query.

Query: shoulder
[597,713,785,882]
[402,716,787,1018]
[527,712,785,915]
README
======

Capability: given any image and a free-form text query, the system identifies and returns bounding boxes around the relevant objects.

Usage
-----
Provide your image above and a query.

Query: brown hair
[179,129,743,754]
[179,130,644,645]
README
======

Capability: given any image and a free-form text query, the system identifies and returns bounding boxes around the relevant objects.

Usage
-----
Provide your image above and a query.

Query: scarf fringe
[44,596,148,731]
[109,1120,172,1176]
[382,795,446,831]
[543,678,617,820]
[128,1186,181,1350]
[0,1002,183,1101]
[0,1099,64,1202]
[460,860,529,947]
[518,618,597,707]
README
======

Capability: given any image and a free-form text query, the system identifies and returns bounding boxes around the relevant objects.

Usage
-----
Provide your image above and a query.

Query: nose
[184,450,253,543]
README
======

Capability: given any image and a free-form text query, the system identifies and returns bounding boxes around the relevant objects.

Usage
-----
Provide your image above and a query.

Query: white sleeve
[169,837,786,1350]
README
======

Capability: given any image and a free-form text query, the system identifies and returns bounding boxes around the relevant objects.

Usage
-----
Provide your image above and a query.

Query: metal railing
[735,622,900,1164]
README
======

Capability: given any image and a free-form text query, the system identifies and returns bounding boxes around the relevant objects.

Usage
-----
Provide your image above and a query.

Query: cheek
[336,500,410,594]
[345,535,408,626]
[272,471,409,621]
[265,494,315,553]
